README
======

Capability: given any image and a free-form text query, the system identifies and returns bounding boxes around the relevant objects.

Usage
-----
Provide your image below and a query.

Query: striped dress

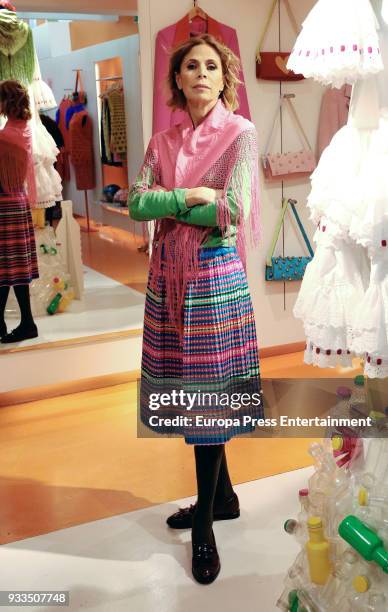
[139,245,263,444]
[0,119,39,287]
[0,189,38,287]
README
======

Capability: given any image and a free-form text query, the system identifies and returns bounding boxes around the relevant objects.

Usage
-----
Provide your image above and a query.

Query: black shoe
[0,323,6,338]
[1,324,38,344]
[192,529,220,585]
[167,493,240,529]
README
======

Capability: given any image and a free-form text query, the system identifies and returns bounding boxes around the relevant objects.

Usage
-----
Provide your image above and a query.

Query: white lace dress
[28,50,63,209]
[287,0,384,88]
[293,6,388,378]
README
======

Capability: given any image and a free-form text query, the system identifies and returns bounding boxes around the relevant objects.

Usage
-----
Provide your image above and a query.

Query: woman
[128,34,263,584]
[0,79,39,343]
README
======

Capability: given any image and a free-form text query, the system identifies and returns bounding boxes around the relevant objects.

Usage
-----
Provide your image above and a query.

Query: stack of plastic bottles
[5,225,71,317]
[277,378,388,611]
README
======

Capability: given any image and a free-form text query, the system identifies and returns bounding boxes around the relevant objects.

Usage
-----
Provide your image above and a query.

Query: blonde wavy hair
[166,33,242,112]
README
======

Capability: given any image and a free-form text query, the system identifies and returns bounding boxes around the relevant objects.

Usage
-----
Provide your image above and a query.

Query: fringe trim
[149,128,261,341]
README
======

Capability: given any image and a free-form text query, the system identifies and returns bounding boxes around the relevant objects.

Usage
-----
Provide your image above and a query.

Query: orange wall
[70,16,138,51]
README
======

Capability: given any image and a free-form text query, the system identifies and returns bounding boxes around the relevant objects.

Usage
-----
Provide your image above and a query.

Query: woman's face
[175,44,224,108]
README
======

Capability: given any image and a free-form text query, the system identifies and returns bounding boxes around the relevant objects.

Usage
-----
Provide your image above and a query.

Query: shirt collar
[180,98,230,134]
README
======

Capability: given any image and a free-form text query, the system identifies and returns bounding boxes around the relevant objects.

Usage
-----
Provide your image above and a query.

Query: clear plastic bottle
[378,518,388,547]
[354,503,383,532]
[295,588,324,612]
[361,439,388,489]
[319,549,358,607]
[275,552,306,610]
[367,593,387,612]
[358,487,388,509]
[284,519,308,546]
[345,576,369,610]
[308,443,348,499]
[349,375,368,416]
[299,488,310,517]
[325,482,353,539]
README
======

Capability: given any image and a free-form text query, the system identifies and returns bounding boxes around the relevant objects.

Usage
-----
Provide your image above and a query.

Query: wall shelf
[99,202,129,216]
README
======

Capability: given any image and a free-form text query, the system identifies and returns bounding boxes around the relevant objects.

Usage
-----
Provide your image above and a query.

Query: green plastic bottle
[338,515,388,573]
[288,590,299,612]
[47,293,62,315]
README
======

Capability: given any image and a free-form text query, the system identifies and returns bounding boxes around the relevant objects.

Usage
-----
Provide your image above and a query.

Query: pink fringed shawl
[0,118,36,204]
[148,99,260,338]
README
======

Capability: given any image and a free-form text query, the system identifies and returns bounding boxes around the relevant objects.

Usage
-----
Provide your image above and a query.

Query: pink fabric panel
[152,17,251,135]
[318,84,351,158]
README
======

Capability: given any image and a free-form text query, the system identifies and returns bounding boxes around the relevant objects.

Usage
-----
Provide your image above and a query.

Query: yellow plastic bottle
[305,516,332,585]
[57,289,75,313]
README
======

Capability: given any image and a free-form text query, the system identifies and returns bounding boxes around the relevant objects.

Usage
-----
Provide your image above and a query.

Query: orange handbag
[72,69,87,105]
[256,0,304,82]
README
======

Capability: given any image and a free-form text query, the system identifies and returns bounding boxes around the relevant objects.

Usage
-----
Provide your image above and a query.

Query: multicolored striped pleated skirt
[0,192,38,287]
[139,246,263,445]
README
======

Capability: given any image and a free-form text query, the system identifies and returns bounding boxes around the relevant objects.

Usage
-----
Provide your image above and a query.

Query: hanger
[188,0,207,22]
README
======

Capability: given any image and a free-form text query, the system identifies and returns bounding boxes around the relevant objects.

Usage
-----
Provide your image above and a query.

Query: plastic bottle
[345,586,368,610]
[338,515,388,573]
[299,488,310,515]
[305,516,332,585]
[378,518,388,547]
[287,590,299,612]
[284,489,310,545]
[354,502,383,532]
[361,439,388,489]
[358,487,388,509]
[57,288,75,313]
[275,553,306,610]
[367,593,387,612]
[47,292,62,315]
[295,588,323,612]
[349,375,367,416]
[319,549,358,607]
[308,443,345,501]
[284,519,308,546]
[325,481,353,539]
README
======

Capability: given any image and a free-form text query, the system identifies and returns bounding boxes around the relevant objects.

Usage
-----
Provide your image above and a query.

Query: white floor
[0,466,313,612]
[1,266,145,350]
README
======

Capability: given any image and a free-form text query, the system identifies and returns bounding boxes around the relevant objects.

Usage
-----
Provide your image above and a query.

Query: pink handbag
[262,94,317,182]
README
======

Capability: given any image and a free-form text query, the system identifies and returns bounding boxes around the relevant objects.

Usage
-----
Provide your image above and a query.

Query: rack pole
[81,190,99,233]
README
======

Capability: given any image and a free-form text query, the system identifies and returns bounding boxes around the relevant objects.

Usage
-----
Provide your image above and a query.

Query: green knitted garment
[107,88,127,156]
[0,10,35,84]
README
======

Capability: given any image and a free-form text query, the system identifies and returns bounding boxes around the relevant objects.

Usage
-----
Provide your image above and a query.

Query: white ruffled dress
[287,0,384,88]
[293,3,388,378]
[28,50,63,209]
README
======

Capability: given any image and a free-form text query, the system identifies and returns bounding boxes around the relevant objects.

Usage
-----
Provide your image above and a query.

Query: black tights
[0,284,35,332]
[192,444,234,543]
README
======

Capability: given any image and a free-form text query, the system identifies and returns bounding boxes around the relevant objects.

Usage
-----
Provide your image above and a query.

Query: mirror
[0,11,147,351]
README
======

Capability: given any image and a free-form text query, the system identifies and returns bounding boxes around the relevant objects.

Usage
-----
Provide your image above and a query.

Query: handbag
[256,0,304,81]
[262,94,317,182]
[72,69,87,105]
[265,198,314,281]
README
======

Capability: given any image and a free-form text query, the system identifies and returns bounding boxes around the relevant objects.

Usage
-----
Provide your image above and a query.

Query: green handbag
[265,198,314,281]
